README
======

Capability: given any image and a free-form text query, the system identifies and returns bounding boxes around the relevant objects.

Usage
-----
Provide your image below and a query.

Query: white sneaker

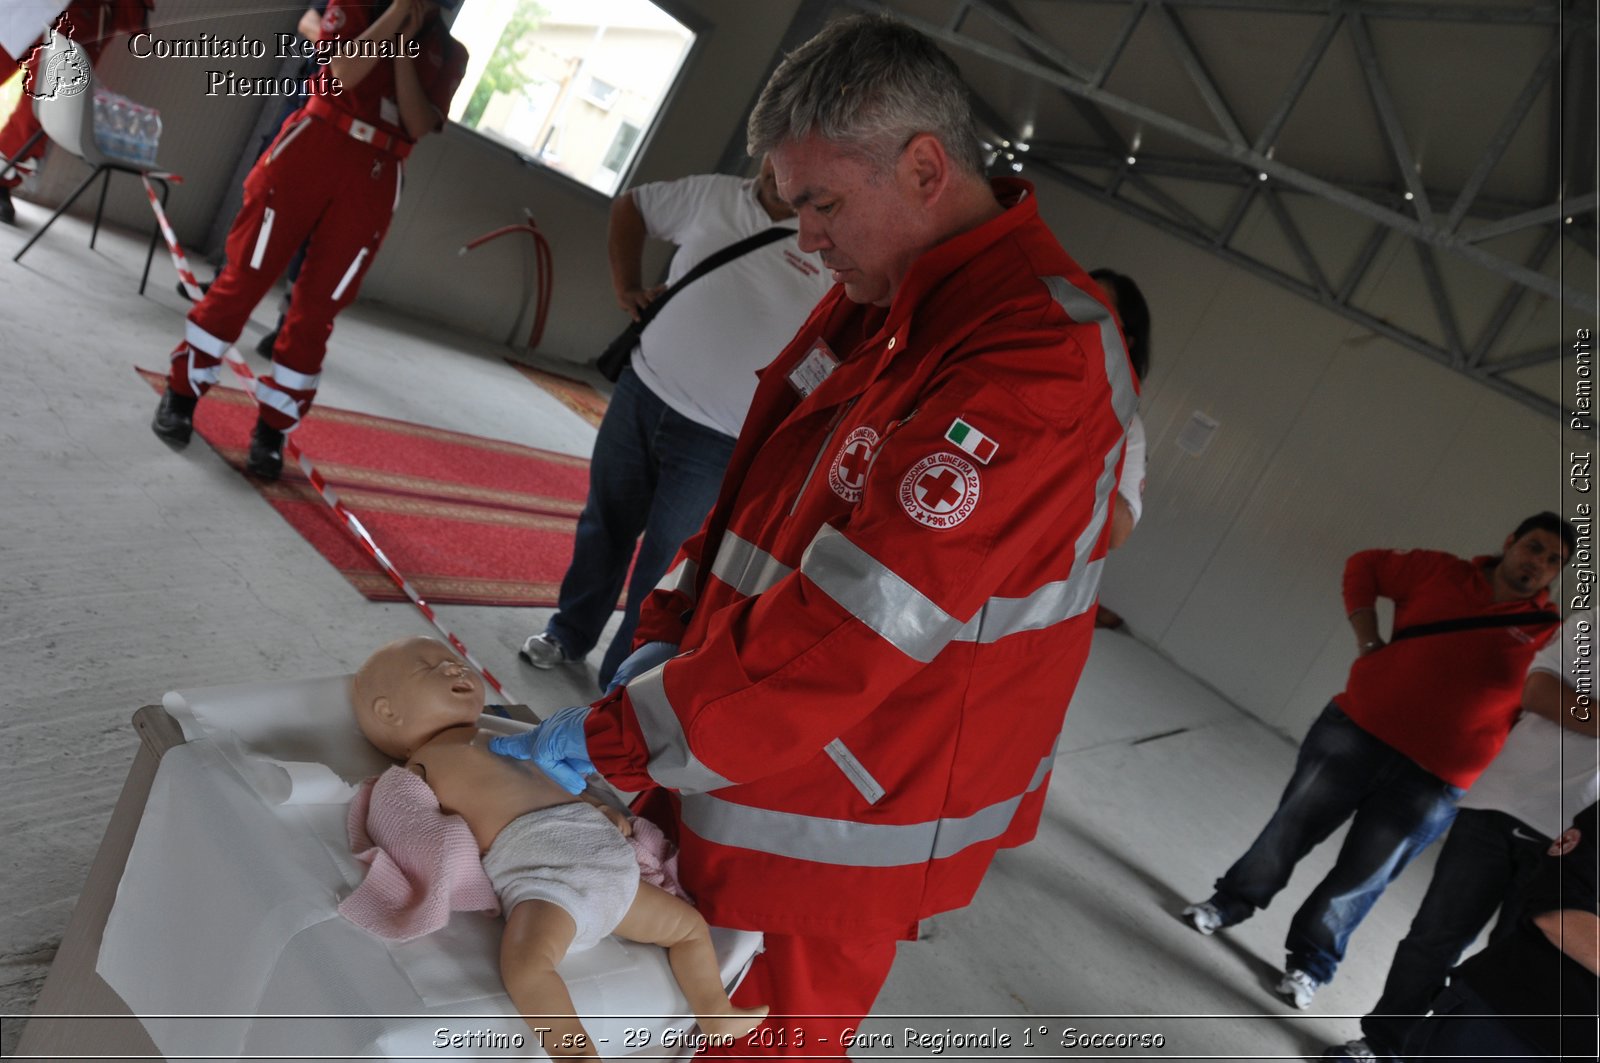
[518,632,568,669]
[1319,1039,1374,1062]
[1181,900,1225,935]
[1276,967,1319,1009]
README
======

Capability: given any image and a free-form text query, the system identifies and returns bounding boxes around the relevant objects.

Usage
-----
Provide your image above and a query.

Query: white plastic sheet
[94,674,760,1058]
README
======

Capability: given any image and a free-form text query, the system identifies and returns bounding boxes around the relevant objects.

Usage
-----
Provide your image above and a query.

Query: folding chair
[10,30,168,294]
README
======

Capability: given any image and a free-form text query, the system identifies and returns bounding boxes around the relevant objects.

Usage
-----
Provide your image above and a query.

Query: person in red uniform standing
[490,15,1137,1058]
[0,0,154,225]
[151,0,467,479]
[1182,512,1572,1011]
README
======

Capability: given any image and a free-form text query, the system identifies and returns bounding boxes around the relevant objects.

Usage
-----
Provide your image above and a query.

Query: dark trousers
[545,365,736,688]
[1360,808,1549,1054]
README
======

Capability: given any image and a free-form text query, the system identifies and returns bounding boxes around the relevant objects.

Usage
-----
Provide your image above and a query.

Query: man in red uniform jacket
[150,0,466,480]
[491,14,1136,1057]
[1183,512,1572,1011]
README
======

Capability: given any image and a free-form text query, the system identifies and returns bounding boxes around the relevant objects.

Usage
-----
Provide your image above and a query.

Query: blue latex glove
[604,640,679,694]
[488,705,594,794]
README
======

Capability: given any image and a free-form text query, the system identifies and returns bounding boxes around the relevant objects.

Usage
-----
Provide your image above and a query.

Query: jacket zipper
[787,400,856,516]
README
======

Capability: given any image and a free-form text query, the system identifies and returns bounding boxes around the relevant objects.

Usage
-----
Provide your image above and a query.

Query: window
[449,0,696,196]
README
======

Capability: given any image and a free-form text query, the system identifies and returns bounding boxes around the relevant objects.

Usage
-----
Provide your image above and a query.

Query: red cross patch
[898,452,981,529]
[827,425,880,503]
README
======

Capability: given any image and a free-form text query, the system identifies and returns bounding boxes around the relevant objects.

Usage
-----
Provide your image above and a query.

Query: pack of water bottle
[92,87,162,168]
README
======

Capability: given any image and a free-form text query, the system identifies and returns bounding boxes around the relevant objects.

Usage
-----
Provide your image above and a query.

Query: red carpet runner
[137,367,591,607]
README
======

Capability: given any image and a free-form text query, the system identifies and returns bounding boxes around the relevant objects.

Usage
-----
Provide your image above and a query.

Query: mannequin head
[351,636,484,759]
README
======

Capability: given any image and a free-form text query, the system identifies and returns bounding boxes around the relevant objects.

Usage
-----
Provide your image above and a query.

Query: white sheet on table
[96,676,760,1058]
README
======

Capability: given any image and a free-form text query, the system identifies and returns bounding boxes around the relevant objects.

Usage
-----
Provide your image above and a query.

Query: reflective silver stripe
[267,117,310,164]
[950,558,1105,644]
[628,664,734,794]
[710,531,794,598]
[706,524,1102,655]
[824,739,885,805]
[1041,276,1140,583]
[800,525,962,663]
[184,319,230,358]
[269,362,321,392]
[254,381,302,425]
[654,557,698,598]
[678,747,1057,868]
[331,247,369,301]
[183,349,220,395]
[249,206,275,270]
[392,164,403,212]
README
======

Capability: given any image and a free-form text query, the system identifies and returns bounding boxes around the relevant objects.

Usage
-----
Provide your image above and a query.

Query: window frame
[441,0,709,202]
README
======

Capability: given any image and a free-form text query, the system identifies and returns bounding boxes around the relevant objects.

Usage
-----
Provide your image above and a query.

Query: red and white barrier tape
[139,175,518,706]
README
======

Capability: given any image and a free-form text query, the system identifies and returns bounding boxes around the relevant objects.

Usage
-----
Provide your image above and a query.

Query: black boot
[0,185,15,226]
[254,329,279,358]
[245,420,285,480]
[151,388,197,445]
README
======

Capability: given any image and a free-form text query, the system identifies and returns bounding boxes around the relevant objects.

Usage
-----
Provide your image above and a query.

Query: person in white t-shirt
[1088,268,1149,630]
[1323,611,1599,1063]
[520,161,831,688]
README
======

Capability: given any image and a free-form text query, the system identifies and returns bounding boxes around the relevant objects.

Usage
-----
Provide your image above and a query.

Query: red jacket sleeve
[1342,548,1451,615]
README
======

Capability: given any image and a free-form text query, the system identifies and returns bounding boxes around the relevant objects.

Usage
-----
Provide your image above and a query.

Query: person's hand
[617,285,666,321]
[605,640,679,694]
[392,0,427,39]
[488,705,594,794]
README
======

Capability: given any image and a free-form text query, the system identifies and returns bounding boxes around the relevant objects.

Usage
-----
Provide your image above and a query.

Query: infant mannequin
[350,636,767,1059]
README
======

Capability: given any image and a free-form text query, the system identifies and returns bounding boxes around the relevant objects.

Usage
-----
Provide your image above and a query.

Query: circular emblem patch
[827,425,880,503]
[898,452,980,529]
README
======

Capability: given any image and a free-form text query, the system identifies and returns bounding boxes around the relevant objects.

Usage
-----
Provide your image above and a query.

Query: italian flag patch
[946,417,998,464]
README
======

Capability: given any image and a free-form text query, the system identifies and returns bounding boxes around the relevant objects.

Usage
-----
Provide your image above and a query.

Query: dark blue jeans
[544,365,735,688]
[1360,808,1549,1054]
[1209,703,1463,984]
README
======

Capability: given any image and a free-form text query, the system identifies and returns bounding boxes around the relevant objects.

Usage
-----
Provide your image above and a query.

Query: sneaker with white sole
[1276,967,1319,1009]
[519,632,569,669]
[1181,900,1225,935]
[1319,1039,1374,1062]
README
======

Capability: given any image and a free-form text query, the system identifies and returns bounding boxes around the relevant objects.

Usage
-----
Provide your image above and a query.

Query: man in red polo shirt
[151,0,467,480]
[1183,512,1572,1010]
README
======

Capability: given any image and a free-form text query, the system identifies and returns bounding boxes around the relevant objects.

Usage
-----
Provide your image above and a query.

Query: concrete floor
[0,203,1443,1059]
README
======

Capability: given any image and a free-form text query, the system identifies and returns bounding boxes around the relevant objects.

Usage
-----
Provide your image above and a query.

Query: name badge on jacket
[787,339,839,397]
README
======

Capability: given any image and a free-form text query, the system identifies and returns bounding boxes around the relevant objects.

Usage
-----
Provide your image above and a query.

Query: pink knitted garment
[627,814,691,903]
[338,766,500,942]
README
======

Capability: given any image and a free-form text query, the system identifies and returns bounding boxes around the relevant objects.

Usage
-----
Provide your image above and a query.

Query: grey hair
[746,14,985,176]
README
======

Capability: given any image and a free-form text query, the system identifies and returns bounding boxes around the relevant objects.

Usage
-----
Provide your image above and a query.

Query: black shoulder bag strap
[596,225,797,381]
[1390,610,1560,643]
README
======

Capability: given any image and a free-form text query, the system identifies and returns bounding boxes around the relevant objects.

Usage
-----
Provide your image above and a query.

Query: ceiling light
[1403,191,1414,201]
[1258,172,1268,181]
[1016,142,1030,152]
[1126,155,1137,165]
[1011,161,1023,172]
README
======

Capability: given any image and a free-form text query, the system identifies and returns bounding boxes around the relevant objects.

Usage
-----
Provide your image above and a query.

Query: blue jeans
[1208,703,1463,984]
[544,366,735,689]
[1360,808,1548,1055]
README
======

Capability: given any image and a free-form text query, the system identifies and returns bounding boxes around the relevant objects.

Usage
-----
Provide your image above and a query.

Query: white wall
[1034,176,1571,740]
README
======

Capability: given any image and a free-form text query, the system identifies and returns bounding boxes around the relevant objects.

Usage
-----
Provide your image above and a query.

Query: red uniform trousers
[168,112,400,431]
[699,934,900,1060]
[1,0,146,186]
